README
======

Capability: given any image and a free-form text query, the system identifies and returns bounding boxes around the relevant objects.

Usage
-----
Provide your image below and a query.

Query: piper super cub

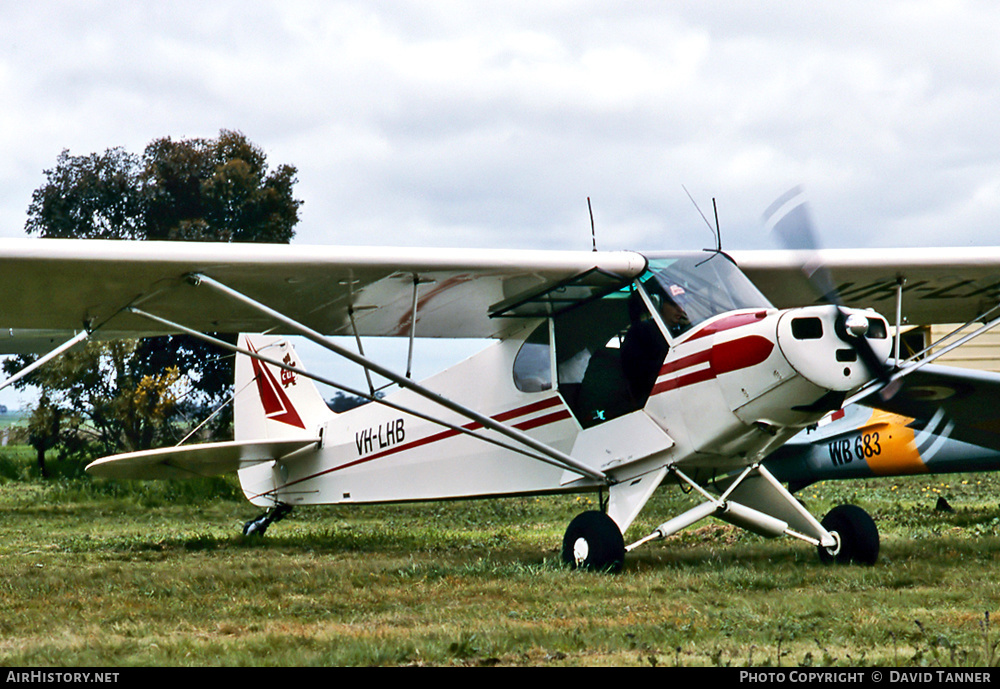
[5,197,1000,572]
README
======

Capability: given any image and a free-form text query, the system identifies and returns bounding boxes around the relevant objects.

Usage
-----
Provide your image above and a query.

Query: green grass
[1,446,1000,666]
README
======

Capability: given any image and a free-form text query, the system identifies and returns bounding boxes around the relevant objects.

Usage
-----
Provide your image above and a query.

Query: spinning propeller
[763,186,898,399]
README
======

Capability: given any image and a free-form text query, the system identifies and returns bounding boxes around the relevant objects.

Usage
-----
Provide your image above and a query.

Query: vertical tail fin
[235,334,334,441]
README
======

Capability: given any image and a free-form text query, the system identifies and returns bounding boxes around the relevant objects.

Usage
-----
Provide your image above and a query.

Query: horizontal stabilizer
[85,438,320,480]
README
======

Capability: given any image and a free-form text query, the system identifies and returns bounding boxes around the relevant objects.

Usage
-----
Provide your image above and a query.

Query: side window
[513,322,552,392]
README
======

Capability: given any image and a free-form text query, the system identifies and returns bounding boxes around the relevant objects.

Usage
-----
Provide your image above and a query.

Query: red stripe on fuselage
[513,409,573,431]
[684,311,770,342]
[254,395,571,498]
[651,334,774,396]
[356,396,567,465]
[712,335,775,375]
[346,396,565,465]
[659,348,711,376]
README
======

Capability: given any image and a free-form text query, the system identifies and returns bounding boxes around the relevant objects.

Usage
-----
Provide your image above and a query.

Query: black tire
[242,516,268,537]
[561,511,626,574]
[817,504,879,565]
[241,504,293,537]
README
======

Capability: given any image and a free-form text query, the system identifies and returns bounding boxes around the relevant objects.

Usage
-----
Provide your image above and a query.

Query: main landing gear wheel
[817,504,879,565]
[561,511,626,574]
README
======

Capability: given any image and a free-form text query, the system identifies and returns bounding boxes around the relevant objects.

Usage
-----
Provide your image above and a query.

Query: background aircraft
[765,366,1000,492]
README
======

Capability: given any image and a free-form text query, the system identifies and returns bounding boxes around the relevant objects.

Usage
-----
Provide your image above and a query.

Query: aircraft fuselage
[235,253,892,541]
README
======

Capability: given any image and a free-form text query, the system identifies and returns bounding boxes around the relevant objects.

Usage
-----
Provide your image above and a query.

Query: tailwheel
[242,504,293,537]
[817,504,879,565]
[561,511,626,574]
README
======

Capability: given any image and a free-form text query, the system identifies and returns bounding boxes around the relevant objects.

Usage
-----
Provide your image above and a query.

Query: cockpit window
[510,252,772,429]
[639,253,773,335]
[553,289,635,428]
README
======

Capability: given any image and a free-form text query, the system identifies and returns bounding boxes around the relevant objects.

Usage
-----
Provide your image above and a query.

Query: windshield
[639,252,773,335]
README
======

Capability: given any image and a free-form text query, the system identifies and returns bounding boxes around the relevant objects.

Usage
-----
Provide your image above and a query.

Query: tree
[140,130,299,243]
[8,130,302,472]
[18,341,183,468]
[327,391,378,413]
[24,147,144,240]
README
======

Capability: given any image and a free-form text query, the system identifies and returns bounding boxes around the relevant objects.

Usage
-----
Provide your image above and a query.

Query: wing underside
[731,247,1000,326]
[0,239,647,353]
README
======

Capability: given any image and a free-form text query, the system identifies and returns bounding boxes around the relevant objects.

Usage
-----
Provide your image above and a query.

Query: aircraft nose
[776,306,892,393]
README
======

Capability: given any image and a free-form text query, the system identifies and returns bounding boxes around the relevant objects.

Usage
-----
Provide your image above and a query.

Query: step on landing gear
[242,504,294,537]
[561,511,626,574]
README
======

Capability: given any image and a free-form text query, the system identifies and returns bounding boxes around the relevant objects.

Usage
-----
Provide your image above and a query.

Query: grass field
[1,447,1000,667]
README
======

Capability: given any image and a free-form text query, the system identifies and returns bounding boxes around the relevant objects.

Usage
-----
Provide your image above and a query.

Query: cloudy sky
[5,1,1000,252]
[2,1,1000,407]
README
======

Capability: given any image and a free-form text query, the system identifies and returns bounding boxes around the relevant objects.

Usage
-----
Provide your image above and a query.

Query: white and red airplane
[5,198,1000,572]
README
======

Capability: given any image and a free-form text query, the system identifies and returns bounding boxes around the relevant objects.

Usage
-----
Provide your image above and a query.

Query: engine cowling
[776,305,892,392]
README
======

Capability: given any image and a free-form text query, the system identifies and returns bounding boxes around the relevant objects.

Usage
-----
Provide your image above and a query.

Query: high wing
[730,247,1000,326]
[0,238,647,352]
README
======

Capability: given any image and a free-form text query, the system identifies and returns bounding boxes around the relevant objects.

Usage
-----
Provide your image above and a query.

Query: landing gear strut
[242,504,294,537]
[561,511,626,573]
[817,504,879,565]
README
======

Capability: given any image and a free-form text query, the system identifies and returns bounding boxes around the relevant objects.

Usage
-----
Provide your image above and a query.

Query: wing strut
[183,273,608,482]
[850,298,1000,405]
[347,305,376,396]
[407,274,420,378]
[0,330,91,393]
[904,300,1000,367]
[129,301,608,484]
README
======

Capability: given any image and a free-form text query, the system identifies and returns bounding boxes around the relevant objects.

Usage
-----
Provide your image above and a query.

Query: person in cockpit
[659,286,690,336]
[621,286,688,405]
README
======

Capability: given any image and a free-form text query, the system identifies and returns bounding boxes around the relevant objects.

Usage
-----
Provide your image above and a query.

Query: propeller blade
[763,187,895,393]
[762,186,841,306]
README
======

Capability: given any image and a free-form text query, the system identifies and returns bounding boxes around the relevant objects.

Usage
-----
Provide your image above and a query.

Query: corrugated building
[898,324,1000,372]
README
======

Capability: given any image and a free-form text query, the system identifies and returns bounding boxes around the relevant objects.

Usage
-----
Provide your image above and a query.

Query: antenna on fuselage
[682,185,722,253]
[588,197,597,252]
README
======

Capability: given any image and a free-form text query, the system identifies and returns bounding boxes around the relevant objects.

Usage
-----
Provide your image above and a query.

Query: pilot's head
[660,284,687,323]
[659,294,687,326]
[629,285,688,327]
